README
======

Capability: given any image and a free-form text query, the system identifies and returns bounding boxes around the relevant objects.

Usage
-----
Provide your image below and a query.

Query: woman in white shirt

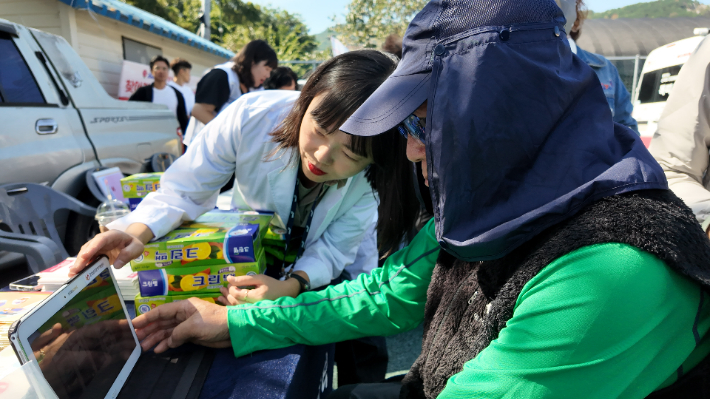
[72,50,418,302]
[184,40,277,145]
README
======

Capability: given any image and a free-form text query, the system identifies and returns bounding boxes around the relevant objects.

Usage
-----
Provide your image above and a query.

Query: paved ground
[333,323,423,389]
[386,323,423,376]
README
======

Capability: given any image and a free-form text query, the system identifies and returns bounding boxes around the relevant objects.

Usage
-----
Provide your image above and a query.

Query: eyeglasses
[397,114,426,143]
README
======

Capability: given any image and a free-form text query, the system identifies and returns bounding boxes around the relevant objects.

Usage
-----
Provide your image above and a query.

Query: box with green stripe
[130,210,273,271]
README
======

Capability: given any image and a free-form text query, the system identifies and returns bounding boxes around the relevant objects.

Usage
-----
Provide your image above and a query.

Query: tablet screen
[26,267,137,399]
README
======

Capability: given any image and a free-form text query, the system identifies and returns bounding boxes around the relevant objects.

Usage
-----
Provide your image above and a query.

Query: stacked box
[263,225,287,244]
[134,293,223,316]
[136,248,266,296]
[131,210,273,270]
[193,209,273,232]
[262,225,292,265]
[133,210,272,298]
[120,172,163,211]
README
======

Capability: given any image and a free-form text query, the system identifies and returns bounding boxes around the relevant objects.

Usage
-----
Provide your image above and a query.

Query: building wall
[0,0,62,36]
[1,0,229,98]
[73,10,227,97]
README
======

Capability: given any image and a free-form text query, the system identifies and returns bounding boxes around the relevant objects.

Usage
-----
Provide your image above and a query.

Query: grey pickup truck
[0,18,180,258]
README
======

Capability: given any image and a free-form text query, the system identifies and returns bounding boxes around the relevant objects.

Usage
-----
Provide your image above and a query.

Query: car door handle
[6,187,28,195]
[35,119,58,135]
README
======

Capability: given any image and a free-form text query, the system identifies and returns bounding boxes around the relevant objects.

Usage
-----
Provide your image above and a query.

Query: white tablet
[8,256,141,399]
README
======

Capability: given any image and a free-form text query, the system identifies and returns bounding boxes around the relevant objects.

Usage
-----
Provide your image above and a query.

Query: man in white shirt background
[129,55,189,146]
[169,58,195,117]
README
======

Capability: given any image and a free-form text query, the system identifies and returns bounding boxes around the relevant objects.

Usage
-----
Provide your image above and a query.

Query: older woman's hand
[133,297,231,353]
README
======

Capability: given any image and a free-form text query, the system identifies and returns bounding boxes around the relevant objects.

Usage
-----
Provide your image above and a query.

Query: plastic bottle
[95,199,130,233]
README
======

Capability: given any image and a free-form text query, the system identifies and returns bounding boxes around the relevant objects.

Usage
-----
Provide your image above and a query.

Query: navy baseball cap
[341,0,564,136]
[339,2,438,136]
[340,0,668,263]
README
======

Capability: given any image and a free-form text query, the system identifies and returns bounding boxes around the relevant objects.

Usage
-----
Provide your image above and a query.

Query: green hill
[589,0,710,19]
[314,28,335,52]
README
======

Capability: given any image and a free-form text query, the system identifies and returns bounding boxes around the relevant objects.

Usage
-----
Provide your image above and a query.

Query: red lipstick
[308,162,327,176]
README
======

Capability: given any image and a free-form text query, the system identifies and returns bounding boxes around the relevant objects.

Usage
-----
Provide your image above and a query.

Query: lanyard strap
[280,172,324,277]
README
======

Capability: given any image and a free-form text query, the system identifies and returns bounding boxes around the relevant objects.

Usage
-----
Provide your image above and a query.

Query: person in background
[169,58,195,116]
[264,66,299,90]
[558,0,638,133]
[382,34,403,59]
[129,55,189,135]
[184,40,277,145]
[649,31,710,239]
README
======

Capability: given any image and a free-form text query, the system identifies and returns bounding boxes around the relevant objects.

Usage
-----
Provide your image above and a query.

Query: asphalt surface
[386,323,423,376]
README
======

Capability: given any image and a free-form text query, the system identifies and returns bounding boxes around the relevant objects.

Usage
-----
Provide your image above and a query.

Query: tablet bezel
[9,256,141,399]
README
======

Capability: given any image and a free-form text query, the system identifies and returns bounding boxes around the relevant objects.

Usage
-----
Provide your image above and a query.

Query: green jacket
[229,218,440,352]
[228,218,710,398]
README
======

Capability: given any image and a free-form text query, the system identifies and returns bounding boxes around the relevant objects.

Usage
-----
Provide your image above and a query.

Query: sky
[249,0,350,34]
[248,0,710,34]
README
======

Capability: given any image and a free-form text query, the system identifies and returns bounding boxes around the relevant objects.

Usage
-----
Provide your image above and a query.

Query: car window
[637,65,683,105]
[32,30,83,88]
[0,33,45,104]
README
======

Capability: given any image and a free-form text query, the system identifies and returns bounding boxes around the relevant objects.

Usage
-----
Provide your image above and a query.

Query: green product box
[134,293,223,316]
[262,225,300,265]
[121,172,163,199]
[40,284,124,331]
[130,210,273,271]
[263,225,287,245]
[136,248,266,296]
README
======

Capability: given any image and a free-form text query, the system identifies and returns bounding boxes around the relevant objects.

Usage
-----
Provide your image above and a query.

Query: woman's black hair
[269,50,418,256]
[264,66,299,90]
[170,58,192,75]
[232,40,278,89]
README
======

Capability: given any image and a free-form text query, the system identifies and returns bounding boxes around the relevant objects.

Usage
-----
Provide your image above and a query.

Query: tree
[589,0,710,19]
[222,6,328,76]
[122,0,326,76]
[124,0,202,32]
[331,0,427,48]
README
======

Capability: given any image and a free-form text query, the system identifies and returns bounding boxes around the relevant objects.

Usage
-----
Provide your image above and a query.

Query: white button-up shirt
[109,90,378,287]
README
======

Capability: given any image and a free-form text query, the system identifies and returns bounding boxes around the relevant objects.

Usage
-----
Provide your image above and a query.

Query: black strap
[117,346,215,399]
[170,349,205,399]
[280,166,324,277]
[288,273,310,294]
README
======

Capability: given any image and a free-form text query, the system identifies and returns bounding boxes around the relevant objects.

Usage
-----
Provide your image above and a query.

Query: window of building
[122,37,162,65]
[0,33,45,104]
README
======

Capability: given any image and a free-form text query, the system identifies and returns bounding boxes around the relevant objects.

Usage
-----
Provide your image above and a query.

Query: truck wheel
[64,195,100,256]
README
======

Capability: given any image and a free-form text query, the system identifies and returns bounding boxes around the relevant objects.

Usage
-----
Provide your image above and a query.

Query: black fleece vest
[400,190,710,399]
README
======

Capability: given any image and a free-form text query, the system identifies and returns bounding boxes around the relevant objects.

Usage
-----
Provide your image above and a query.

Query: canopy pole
[631,54,640,101]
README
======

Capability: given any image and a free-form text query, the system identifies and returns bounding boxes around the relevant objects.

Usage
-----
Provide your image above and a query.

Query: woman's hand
[133,297,231,353]
[70,230,144,276]
[217,274,303,306]
[69,223,154,276]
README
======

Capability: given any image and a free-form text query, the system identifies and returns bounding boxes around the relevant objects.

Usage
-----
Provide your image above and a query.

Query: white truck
[0,18,181,257]
[633,29,708,145]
